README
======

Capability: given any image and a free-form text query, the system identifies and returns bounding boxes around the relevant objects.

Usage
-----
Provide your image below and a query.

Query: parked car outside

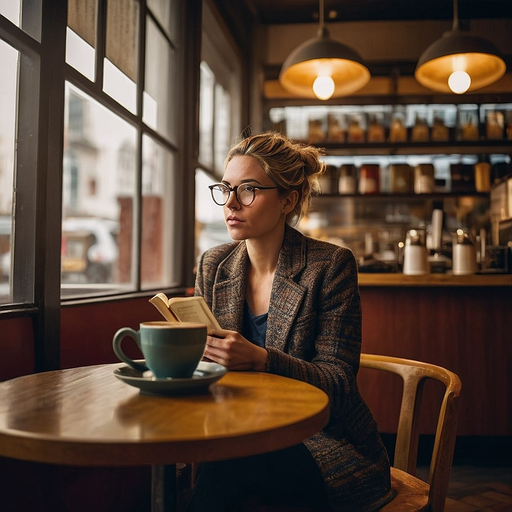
[62,217,119,283]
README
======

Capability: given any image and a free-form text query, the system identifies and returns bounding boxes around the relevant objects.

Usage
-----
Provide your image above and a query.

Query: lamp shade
[279,28,371,99]
[415,29,506,94]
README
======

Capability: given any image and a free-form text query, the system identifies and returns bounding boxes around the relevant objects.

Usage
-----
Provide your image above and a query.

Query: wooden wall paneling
[358,286,512,436]
[60,296,161,369]
[0,316,35,381]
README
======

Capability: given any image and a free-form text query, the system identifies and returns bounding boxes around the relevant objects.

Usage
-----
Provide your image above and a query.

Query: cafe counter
[358,273,512,287]
[357,272,511,438]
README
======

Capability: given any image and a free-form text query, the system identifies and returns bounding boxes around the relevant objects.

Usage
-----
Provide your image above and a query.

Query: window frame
[197,0,242,178]
[0,0,202,372]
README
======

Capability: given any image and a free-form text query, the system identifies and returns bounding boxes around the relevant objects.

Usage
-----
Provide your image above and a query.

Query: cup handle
[112,327,148,373]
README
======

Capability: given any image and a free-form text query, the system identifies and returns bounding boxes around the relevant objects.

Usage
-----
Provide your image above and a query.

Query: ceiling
[247,0,512,25]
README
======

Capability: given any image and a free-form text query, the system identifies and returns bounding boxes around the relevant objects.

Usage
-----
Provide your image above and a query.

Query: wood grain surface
[0,364,329,467]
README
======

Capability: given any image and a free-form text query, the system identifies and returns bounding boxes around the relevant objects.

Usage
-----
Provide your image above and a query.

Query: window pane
[147,0,178,42]
[214,83,230,173]
[66,28,96,81]
[66,0,96,81]
[103,58,137,113]
[141,135,177,290]
[144,15,176,143]
[0,41,18,303]
[103,0,138,113]
[199,62,214,168]
[68,0,96,47]
[0,0,42,41]
[195,170,231,257]
[0,0,21,27]
[62,83,137,298]
[66,0,98,81]
[106,0,138,82]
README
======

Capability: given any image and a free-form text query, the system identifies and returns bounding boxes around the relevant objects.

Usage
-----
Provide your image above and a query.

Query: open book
[149,293,228,337]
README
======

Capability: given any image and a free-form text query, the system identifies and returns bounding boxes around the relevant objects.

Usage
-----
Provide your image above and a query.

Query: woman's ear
[282,190,299,214]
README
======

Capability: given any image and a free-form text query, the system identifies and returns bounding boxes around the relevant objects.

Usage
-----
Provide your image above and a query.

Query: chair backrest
[359,353,462,512]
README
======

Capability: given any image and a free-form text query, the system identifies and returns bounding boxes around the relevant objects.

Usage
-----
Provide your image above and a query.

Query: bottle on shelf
[411,113,430,142]
[338,164,357,194]
[367,115,386,143]
[388,115,407,143]
[431,115,450,142]
[474,156,492,193]
[326,113,346,143]
[359,164,380,194]
[414,164,435,194]
[486,110,504,140]
[390,164,413,193]
[457,106,479,141]
[347,114,366,143]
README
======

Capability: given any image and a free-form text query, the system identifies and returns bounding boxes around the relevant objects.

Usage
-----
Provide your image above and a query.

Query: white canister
[403,245,431,275]
[403,228,430,275]
[452,244,477,275]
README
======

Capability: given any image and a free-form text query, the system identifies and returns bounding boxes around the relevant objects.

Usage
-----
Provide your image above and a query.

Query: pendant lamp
[278,0,370,100]
[415,0,506,94]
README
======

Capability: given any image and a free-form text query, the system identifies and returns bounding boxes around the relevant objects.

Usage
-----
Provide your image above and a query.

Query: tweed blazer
[195,225,394,511]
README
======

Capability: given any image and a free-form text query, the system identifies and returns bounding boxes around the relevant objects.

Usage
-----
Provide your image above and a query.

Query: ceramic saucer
[113,361,227,395]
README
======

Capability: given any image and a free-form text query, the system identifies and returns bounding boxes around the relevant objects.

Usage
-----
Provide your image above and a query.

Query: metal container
[403,228,430,275]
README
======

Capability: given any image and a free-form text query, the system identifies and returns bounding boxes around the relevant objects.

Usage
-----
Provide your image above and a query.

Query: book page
[148,294,178,322]
[170,302,209,325]
[169,297,226,336]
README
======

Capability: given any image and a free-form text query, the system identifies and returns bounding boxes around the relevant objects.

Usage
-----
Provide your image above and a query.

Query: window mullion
[95,0,106,87]
[133,1,146,291]
[32,0,68,371]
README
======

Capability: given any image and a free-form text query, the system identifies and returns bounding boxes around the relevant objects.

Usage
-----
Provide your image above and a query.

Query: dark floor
[419,465,512,511]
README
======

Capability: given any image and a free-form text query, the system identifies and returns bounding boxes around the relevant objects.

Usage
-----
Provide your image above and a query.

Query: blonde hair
[225,132,325,225]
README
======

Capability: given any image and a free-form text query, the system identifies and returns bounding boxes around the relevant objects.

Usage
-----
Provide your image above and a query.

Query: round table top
[0,363,329,467]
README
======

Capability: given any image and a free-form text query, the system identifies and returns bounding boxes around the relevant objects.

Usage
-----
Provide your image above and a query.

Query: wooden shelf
[358,273,512,287]
[320,140,512,156]
[316,192,489,201]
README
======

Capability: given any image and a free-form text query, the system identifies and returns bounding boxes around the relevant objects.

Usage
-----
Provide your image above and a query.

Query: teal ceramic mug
[113,321,207,379]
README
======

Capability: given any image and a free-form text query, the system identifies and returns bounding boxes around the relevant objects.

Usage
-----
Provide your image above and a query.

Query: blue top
[242,300,268,347]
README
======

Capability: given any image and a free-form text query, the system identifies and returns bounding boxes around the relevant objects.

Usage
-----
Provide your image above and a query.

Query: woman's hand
[203,330,267,371]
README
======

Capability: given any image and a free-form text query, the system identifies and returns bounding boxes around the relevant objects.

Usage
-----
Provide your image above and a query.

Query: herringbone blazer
[195,225,394,511]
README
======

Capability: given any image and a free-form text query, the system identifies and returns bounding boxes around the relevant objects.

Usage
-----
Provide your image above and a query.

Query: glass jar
[359,164,380,194]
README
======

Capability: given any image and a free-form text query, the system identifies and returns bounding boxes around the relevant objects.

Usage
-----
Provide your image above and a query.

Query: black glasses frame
[208,183,278,206]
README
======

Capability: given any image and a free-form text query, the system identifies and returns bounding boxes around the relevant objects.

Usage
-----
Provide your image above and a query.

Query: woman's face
[221,155,293,242]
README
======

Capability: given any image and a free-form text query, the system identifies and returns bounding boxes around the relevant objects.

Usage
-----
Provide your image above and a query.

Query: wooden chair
[359,353,462,512]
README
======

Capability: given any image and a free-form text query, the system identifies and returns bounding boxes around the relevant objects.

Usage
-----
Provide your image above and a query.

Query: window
[195,1,242,257]
[1,0,190,308]
[0,39,17,301]
[62,84,137,293]
[61,0,183,298]
[0,2,41,305]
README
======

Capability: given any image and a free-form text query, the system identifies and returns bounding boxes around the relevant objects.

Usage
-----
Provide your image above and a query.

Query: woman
[188,132,394,511]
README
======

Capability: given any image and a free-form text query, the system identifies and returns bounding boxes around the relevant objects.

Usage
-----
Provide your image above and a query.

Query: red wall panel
[0,316,35,381]
[60,296,162,369]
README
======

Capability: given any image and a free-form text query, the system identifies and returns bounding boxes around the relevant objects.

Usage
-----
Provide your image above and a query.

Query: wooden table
[0,363,329,512]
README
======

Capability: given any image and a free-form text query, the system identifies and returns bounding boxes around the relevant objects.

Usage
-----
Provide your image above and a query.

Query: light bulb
[313,75,335,100]
[448,70,471,94]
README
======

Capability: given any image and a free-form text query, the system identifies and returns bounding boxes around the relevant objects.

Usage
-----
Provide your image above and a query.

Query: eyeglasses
[208,183,278,206]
